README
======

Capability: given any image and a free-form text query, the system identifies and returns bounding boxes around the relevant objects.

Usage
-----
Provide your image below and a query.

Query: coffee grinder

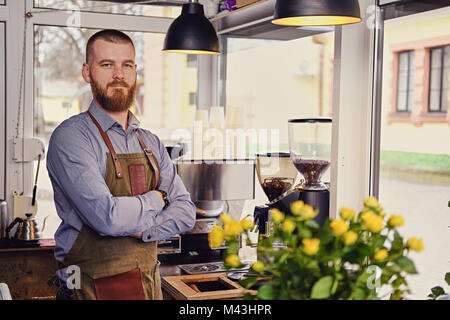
[253,153,299,236]
[254,118,332,236]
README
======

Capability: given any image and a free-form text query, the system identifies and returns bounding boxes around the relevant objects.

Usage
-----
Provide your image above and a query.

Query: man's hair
[86,29,135,64]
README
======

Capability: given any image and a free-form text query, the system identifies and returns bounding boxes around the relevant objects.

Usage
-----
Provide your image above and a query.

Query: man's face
[82,39,137,112]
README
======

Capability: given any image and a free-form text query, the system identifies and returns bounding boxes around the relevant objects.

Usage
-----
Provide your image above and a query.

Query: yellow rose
[252,261,265,273]
[240,218,254,231]
[374,248,389,261]
[223,220,242,240]
[364,196,379,208]
[270,208,285,224]
[208,225,224,248]
[342,230,358,246]
[364,197,380,208]
[282,219,296,233]
[302,238,320,256]
[290,200,304,216]
[388,214,405,228]
[362,211,384,233]
[340,206,356,221]
[300,204,317,220]
[407,238,424,252]
[220,213,233,225]
[225,254,241,267]
[330,219,349,237]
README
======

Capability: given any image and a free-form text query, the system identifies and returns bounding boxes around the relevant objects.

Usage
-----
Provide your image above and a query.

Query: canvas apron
[59,111,163,300]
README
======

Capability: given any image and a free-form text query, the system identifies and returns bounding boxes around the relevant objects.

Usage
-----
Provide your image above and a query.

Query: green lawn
[380,150,450,172]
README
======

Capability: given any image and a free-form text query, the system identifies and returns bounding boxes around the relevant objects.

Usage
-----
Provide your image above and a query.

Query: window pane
[431,48,442,68]
[226,33,334,154]
[441,88,448,111]
[429,68,442,90]
[398,52,409,71]
[34,0,182,18]
[398,71,408,90]
[33,26,197,238]
[408,67,415,90]
[397,90,407,111]
[407,90,414,111]
[444,45,450,67]
[380,8,450,299]
[443,66,450,89]
[0,0,4,5]
[409,51,415,69]
[429,89,441,111]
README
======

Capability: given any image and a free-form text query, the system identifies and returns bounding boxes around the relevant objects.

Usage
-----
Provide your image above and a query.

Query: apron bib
[59,111,162,300]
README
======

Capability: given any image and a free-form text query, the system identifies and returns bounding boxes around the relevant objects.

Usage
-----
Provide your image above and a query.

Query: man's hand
[155,190,165,207]
[130,232,142,239]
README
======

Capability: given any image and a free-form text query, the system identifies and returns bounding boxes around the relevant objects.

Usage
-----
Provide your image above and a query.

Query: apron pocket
[93,268,146,300]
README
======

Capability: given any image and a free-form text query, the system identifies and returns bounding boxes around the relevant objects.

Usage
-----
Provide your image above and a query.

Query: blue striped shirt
[47,101,196,268]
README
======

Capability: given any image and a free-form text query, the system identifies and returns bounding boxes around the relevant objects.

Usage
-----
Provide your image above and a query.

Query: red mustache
[107,81,129,88]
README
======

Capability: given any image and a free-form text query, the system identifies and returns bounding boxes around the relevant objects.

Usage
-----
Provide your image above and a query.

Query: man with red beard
[46,29,196,300]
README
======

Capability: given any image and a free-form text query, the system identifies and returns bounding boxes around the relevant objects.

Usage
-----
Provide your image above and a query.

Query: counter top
[0,238,55,253]
[158,251,224,277]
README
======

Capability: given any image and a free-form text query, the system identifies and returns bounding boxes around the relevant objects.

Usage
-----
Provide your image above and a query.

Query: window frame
[428,45,449,113]
[2,0,182,221]
[0,21,5,200]
[371,1,450,195]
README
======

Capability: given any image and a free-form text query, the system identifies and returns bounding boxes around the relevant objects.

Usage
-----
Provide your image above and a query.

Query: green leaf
[391,230,404,251]
[278,252,290,264]
[445,272,450,285]
[257,284,276,300]
[242,292,256,300]
[298,227,312,239]
[239,276,259,289]
[431,286,445,297]
[226,241,240,255]
[390,290,404,300]
[331,278,339,295]
[372,235,387,248]
[357,244,371,258]
[392,276,406,290]
[310,275,333,299]
[317,224,334,245]
[351,288,366,300]
[305,219,320,229]
[396,256,418,274]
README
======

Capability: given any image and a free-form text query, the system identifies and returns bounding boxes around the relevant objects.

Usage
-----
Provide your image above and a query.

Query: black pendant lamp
[163,0,220,55]
[272,0,362,27]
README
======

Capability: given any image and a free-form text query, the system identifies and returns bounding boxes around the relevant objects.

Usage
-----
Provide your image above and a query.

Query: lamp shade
[163,2,220,54]
[272,0,362,26]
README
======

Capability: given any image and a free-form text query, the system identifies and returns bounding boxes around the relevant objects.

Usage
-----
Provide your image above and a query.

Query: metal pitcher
[5,213,49,241]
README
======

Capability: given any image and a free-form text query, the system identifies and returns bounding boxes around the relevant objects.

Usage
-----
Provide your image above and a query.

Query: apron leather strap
[135,132,160,190]
[87,111,160,189]
[87,111,123,179]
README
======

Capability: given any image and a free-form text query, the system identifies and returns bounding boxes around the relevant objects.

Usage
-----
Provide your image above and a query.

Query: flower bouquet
[208,197,424,300]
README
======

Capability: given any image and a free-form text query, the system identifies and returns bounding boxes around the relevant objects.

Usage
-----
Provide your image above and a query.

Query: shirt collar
[87,100,141,132]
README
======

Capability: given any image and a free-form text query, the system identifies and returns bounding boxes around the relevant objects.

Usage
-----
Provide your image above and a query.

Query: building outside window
[379,6,450,299]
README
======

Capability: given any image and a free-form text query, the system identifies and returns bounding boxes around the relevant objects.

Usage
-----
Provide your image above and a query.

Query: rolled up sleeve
[47,125,164,237]
[142,135,196,242]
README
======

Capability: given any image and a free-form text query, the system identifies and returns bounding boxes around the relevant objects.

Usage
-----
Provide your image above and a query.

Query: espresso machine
[254,118,332,236]
[173,159,255,272]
